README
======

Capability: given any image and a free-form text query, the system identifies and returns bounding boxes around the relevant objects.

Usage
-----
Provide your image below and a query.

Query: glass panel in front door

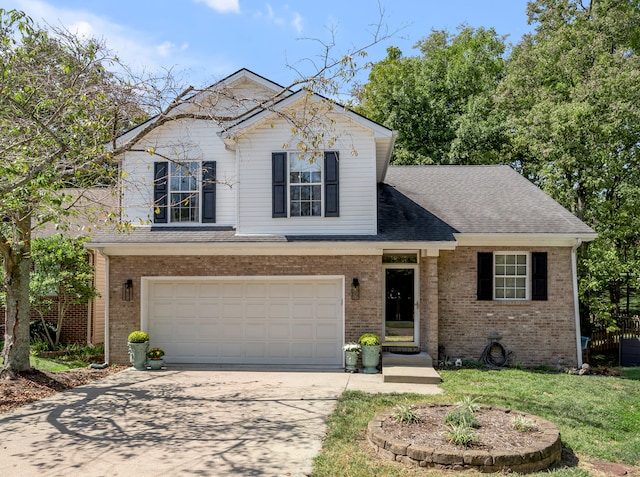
[385,268,415,342]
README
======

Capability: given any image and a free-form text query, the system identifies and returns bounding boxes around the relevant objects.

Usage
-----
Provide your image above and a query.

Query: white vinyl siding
[121,120,237,227]
[236,117,378,235]
[144,277,344,365]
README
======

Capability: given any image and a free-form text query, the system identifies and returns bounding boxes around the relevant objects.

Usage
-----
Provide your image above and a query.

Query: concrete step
[382,351,433,367]
[381,351,441,384]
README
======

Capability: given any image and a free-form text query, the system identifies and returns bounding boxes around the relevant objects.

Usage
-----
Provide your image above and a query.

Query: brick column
[425,253,439,359]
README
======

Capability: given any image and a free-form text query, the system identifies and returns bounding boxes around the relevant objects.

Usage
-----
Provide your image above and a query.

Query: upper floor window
[272,151,339,219]
[153,160,216,224]
[289,154,322,217]
[170,162,200,222]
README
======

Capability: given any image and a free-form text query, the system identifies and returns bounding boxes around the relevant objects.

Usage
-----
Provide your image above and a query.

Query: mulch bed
[0,366,126,414]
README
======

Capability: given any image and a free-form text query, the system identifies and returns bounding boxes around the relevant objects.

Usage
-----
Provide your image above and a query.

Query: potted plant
[146,347,165,370]
[342,342,361,372]
[358,333,381,374]
[127,331,150,371]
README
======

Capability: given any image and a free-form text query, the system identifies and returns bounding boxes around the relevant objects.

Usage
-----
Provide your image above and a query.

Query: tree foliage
[497,0,640,324]
[355,26,509,164]
[0,8,392,376]
[29,235,97,347]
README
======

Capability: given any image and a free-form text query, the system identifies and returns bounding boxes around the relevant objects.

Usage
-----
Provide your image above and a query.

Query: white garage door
[145,277,344,365]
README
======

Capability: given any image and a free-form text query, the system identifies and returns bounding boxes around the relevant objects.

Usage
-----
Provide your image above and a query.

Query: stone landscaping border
[367,404,562,474]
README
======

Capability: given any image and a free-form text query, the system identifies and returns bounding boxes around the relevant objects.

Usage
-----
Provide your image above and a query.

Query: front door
[383,265,419,344]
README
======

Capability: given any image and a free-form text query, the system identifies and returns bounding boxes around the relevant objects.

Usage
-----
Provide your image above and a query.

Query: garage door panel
[198,283,220,298]
[245,323,267,338]
[221,302,243,319]
[269,283,290,298]
[317,343,340,359]
[317,283,340,297]
[268,343,291,359]
[221,322,244,339]
[147,278,343,365]
[221,283,243,297]
[316,323,340,340]
[291,323,313,339]
[268,323,290,339]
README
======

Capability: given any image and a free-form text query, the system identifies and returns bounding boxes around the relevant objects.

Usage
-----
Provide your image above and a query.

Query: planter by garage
[128,342,149,370]
[358,333,381,374]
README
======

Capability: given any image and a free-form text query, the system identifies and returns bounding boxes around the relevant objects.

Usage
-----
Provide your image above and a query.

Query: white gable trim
[454,233,598,247]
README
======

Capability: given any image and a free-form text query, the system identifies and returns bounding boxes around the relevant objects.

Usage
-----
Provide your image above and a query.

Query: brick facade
[108,254,384,364]
[1,300,88,345]
[106,246,579,367]
[437,246,578,367]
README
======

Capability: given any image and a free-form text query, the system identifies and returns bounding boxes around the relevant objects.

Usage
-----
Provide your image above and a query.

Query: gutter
[571,238,583,368]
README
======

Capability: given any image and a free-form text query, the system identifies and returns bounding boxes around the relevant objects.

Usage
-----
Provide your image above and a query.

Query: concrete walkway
[0,366,442,477]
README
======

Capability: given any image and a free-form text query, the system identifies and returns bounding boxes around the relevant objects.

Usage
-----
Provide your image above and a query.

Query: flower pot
[128,341,149,370]
[147,359,164,370]
[361,345,381,374]
[344,351,359,372]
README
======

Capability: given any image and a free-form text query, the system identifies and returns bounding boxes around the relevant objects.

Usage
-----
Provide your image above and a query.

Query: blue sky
[5,0,533,91]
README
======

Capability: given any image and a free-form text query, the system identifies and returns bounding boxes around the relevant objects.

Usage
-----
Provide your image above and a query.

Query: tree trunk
[1,247,32,376]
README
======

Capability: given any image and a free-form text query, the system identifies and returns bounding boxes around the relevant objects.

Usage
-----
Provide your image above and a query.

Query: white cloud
[156,41,176,58]
[6,0,193,75]
[291,12,303,34]
[194,0,240,14]
[255,3,303,32]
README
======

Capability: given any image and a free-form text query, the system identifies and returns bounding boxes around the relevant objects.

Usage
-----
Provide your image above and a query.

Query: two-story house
[87,69,597,368]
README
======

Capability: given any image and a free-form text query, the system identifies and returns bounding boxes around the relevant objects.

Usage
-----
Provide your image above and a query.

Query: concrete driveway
[0,366,441,477]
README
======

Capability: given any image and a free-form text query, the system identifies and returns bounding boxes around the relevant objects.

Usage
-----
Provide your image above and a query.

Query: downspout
[97,247,110,364]
[572,239,583,368]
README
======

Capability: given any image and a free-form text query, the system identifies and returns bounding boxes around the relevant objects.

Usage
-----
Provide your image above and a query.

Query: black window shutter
[477,252,493,300]
[202,161,216,223]
[532,252,548,301]
[153,162,168,224]
[272,152,287,218]
[324,151,339,217]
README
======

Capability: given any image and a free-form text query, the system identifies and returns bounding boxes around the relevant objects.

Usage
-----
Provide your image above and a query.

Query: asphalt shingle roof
[384,165,595,235]
[86,165,594,247]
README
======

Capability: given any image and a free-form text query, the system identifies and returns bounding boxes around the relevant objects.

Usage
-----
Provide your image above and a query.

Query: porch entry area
[383,259,419,345]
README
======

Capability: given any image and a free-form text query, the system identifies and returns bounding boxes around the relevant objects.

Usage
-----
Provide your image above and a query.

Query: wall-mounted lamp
[122,279,134,301]
[351,278,360,301]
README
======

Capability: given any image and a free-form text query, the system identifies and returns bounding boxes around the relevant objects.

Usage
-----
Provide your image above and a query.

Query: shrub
[147,347,165,359]
[443,408,479,428]
[393,404,420,424]
[127,331,150,343]
[456,395,480,414]
[29,320,57,347]
[358,333,380,346]
[512,415,536,432]
[445,423,478,447]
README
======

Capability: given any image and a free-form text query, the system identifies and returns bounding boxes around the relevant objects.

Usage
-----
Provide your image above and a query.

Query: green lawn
[313,368,640,476]
[0,343,104,371]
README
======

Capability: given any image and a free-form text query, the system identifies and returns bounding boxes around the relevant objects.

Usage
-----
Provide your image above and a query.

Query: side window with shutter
[477,252,493,300]
[202,161,216,223]
[272,152,287,218]
[531,252,548,301]
[153,162,168,224]
[324,151,339,217]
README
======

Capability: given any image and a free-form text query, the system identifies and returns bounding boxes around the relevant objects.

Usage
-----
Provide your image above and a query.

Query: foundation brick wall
[1,301,88,345]
[437,246,578,367]
[108,254,383,364]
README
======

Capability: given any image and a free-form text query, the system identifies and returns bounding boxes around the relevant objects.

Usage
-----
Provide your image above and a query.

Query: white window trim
[493,251,530,301]
[287,151,324,218]
[169,161,201,224]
